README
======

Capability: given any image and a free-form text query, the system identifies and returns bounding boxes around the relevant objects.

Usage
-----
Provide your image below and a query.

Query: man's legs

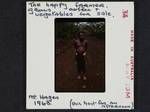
[76,54,87,80]
[76,55,82,79]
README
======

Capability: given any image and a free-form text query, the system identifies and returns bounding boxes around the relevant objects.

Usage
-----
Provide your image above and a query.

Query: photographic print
[55,18,105,92]
[26,1,134,110]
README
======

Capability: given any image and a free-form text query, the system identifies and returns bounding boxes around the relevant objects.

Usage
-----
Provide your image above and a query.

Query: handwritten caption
[70,99,132,109]
[28,94,59,106]
[27,2,114,18]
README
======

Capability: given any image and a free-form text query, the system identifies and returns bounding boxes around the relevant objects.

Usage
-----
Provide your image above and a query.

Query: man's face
[79,33,84,39]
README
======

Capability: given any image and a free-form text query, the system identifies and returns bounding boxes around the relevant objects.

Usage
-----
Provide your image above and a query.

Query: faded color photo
[55,18,105,92]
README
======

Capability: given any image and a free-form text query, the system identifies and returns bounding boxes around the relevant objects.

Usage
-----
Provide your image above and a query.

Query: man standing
[74,32,88,80]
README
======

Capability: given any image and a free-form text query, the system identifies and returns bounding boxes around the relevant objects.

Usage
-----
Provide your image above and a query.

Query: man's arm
[73,39,78,55]
[85,40,88,52]
[83,40,88,56]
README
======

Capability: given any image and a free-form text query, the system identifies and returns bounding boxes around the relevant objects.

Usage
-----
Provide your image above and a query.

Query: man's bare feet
[82,85,86,88]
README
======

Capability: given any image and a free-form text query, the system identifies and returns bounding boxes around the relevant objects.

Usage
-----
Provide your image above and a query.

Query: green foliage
[55,21,105,40]
[55,22,78,39]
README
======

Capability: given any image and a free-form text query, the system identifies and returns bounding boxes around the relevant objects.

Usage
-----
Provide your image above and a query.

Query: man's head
[79,32,85,41]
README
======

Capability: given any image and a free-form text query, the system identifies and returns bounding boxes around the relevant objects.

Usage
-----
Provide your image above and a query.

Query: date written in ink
[34,100,52,106]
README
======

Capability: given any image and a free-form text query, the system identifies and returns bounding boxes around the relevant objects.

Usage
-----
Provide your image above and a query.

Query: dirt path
[55,36,105,92]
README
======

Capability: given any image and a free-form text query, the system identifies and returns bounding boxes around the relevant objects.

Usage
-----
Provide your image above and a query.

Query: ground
[55,36,105,92]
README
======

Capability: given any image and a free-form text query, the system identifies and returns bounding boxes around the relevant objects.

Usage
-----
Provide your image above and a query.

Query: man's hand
[83,52,86,56]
